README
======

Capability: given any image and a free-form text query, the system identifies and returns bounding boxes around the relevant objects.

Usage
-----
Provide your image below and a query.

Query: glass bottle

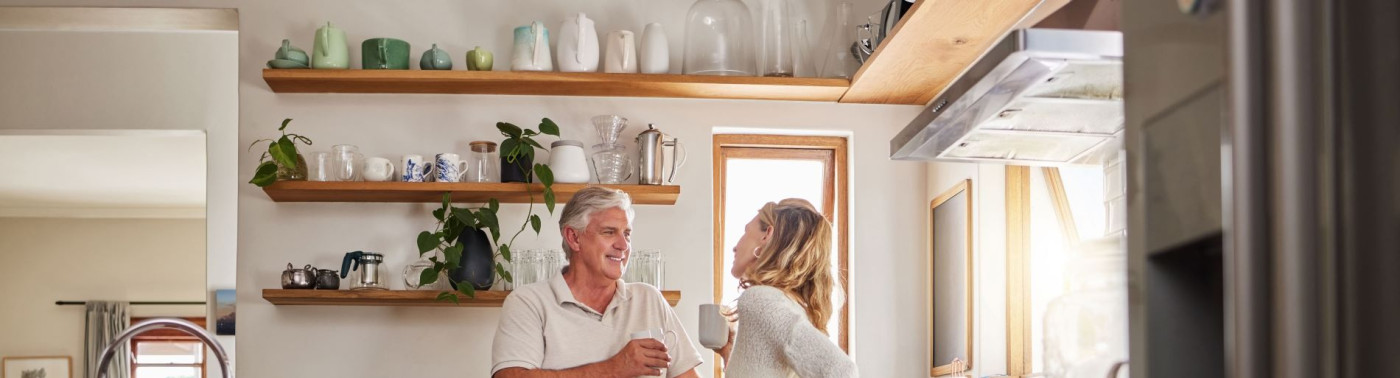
[683,0,756,76]
[758,0,795,77]
[819,2,859,79]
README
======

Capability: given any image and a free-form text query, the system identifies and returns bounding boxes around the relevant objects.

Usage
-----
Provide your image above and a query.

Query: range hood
[889,29,1123,165]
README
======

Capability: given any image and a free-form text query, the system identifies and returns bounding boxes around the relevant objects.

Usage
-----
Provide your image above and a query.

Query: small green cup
[362,38,411,70]
[467,46,493,71]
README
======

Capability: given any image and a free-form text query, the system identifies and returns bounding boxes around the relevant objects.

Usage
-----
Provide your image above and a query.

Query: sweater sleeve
[738,286,858,378]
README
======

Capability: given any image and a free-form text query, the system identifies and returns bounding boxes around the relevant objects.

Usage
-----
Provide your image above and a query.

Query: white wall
[927,162,1008,377]
[0,1,928,376]
[0,218,206,376]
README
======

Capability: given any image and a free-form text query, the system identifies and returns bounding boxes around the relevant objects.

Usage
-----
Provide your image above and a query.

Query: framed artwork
[928,180,973,376]
[3,356,72,378]
[214,289,235,336]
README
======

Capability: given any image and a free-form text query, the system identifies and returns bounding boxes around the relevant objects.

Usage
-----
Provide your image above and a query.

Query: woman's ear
[760,226,774,244]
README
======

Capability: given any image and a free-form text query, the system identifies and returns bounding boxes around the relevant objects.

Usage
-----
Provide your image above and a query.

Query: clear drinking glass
[466,141,500,183]
[624,249,664,289]
[307,151,333,181]
[331,144,363,181]
[683,0,756,76]
[758,0,796,77]
[819,2,859,79]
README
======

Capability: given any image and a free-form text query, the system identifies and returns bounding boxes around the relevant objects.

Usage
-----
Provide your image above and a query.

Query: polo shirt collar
[550,271,630,315]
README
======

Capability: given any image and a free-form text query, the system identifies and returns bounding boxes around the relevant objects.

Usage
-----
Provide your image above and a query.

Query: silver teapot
[280,263,317,289]
[636,124,686,185]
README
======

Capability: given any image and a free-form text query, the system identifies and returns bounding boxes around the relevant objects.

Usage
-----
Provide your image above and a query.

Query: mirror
[0,7,236,378]
[928,179,973,376]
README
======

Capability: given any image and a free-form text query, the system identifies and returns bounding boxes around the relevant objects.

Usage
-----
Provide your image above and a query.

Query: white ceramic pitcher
[558,13,600,72]
[604,30,638,73]
[511,21,553,71]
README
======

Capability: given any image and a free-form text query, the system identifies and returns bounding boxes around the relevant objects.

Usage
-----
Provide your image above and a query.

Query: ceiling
[0,133,205,218]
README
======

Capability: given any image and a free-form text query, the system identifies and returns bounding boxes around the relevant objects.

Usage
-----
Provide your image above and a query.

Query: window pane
[134,341,203,364]
[135,366,200,378]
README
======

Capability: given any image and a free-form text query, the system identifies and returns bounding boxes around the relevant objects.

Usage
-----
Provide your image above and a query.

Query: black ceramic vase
[500,154,533,183]
[449,228,495,290]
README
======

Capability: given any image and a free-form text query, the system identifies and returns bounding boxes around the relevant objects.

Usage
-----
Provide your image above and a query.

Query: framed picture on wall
[928,180,973,376]
[214,289,235,336]
[3,356,72,378]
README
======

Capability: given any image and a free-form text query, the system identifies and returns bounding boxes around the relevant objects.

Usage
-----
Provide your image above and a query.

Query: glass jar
[757,0,796,77]
[465,141,500,183]
[403,255,448,291]
[818,2,859,79]
[276,153,308,181]
[331,144,363,182]
[683,0,756,76]
[1044,236,1129,378]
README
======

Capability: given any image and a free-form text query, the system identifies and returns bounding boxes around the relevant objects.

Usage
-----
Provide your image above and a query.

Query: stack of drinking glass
[622,249,665,289]
[507,249,567,290]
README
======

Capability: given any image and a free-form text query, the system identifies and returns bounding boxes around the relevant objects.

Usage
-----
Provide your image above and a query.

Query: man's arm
[493,339,672,378]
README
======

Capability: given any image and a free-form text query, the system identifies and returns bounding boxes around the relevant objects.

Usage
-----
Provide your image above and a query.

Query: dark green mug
[361,38,410,70]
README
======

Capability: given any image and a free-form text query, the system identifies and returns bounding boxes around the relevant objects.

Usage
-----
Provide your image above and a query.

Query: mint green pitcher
[312,22,349,69]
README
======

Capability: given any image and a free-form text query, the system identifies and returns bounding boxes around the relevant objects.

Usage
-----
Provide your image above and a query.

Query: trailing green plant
[415,118,561,301]
[248,118,313,187]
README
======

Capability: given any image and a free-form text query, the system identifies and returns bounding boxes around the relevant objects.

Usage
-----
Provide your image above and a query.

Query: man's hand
[604,338,671,377]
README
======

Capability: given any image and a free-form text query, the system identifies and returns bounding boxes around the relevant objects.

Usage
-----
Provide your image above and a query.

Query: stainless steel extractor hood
[889,28,1123,165]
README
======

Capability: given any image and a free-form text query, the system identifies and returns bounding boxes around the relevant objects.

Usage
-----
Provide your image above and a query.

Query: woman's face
[730,214,771,279]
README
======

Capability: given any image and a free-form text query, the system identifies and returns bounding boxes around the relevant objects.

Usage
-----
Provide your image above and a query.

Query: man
[492,187,703,378]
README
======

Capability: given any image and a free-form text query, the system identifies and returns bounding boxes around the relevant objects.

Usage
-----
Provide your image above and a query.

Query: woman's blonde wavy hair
[738,198,837,333]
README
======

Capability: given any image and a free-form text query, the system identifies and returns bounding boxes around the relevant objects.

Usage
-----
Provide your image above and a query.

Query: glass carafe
[819,2,859,79]
[758,0,796,77]
[683,0,756,76]
[591,115,633,184]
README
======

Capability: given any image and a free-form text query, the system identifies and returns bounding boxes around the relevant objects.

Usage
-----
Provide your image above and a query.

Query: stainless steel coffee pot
[636,124,686,185]
[339,251,387,290]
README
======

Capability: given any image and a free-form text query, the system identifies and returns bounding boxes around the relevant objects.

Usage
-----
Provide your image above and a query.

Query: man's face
[566,207,633,280]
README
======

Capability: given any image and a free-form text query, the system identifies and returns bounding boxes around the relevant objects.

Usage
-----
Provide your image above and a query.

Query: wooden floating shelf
[261,181,680,205]
[263,289,682,307]
[263,69,849,102]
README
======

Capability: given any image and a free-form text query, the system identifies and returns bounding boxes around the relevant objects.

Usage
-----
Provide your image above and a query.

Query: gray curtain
[84,301,130,378]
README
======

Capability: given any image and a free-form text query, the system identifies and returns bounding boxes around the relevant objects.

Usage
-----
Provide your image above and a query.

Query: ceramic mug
[604,30,638,73]
[362,157,396,182]
[434,153,469,183]
[362,38,411,70]
[629,328,678,376]
[419,43,453,70]
[401,154,431,182]
[312,22,349,69]
[639,23,669,74]
[698,304,729,349]
[467,46,494,71]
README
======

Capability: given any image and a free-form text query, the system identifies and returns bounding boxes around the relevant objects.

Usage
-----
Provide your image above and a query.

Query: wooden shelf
[263,69,849,102]
[261,181,680,205]
[840,0,1068,105]
[262,289,682,307]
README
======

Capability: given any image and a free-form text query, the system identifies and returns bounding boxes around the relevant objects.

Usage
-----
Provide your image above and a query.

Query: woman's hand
[711,307,738,367]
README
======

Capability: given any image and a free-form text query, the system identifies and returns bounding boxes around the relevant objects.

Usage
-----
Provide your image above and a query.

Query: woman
[711,199,858,377]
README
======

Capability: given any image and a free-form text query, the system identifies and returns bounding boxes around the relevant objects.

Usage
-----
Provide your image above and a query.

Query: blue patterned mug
[401,154,431,182]
[435,153,469,182]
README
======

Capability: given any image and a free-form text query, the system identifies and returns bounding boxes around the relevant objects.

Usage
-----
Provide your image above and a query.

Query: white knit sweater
[725,285,858,378]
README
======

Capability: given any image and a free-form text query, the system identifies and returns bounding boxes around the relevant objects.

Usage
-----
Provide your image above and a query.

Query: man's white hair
[558,186,635,259]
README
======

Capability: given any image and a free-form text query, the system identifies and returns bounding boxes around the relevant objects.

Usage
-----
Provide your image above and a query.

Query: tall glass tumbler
[758,0,796,77]
[331,144,363,181]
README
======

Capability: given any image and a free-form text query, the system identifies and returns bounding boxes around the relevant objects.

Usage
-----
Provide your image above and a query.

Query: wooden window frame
[712,134,851,374]
[1006,166,1082,377]
[130,317,207,378]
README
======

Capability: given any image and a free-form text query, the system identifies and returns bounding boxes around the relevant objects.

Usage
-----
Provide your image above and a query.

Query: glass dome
[683,0,756,76]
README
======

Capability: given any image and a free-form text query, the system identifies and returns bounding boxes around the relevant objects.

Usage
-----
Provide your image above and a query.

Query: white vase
[558,13,600,72]
[639,23,670,74]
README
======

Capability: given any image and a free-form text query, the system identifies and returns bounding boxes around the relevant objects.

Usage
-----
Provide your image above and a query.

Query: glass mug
[332,144,363,181]
[306,151,333,181]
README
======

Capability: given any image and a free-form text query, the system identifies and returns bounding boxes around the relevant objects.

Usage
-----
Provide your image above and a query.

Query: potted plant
[415,118,561,300]
[499,118,561,183]
[248,118,314,187]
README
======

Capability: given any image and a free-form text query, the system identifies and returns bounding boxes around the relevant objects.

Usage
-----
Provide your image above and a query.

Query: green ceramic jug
[312,22,349,69]
[363,38,410,70]
[467,46,494,71]
[276,39,309,66]
[420,43,453,70]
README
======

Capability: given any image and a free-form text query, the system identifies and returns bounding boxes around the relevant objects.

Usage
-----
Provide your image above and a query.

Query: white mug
[401,154,431,182]
[434,153,469,183]
[604,30,638,73]
[362,157,396,182]
[558,13,599,72]
[630,328,678,377]
[698,304,729,349]
[639,23,669,74]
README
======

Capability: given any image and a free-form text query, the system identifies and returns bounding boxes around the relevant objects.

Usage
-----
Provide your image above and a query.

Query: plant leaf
[268,137,297,169]
[539,118,560,136]
[432,207,445,221]
[500,138,520,162]
[497,262,515,283]
[488,199,500,213]
[523,129,538,136]
[496,122,522,139]
[416,231,439,254]
[534,164,554,187]
[544,188,557,213]
[250,161,278,187]
[419,267,439,286]
[522,137,544,150]
[435,291,458,304]
[442,192,451,210]
[445,244,464,267]
[452,207,477,228]
[530,215,542,234]
[279,118,293,131]
[458,284,476,298]
[500,244,512,261]
[477,209,500,241]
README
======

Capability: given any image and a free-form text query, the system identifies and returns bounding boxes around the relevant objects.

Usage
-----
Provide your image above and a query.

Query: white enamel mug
[361,157,395,182]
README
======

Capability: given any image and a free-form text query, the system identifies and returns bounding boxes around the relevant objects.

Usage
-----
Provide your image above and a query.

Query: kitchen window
[711,134,850,353]
[130,318,207,378]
